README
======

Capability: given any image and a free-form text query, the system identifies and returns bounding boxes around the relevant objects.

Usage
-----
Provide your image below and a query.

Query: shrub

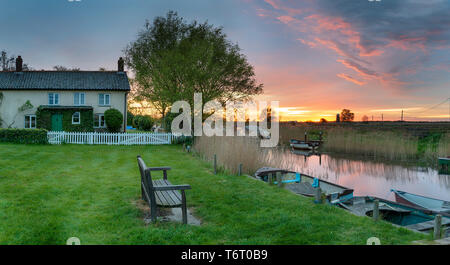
[127,111,135,126]
[104,108,124,132]
[132,115,154,131]
[0,128,48,144]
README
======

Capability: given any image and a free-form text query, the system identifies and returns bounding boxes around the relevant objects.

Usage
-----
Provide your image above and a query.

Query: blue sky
[1,0,449,121]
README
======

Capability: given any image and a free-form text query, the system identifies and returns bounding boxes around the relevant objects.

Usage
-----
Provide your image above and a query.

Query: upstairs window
[25,115,36,129]
[48,93,59,105]
[99,94,110,106]
[72,112,80,124]
[74,93,85,105]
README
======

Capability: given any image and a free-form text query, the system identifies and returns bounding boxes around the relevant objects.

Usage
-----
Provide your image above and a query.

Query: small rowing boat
[254,167,353,203]
[391,189,450,216]
[289,139,314,150]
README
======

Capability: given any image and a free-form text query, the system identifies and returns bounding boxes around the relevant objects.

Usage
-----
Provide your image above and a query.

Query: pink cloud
[336,73,365,85]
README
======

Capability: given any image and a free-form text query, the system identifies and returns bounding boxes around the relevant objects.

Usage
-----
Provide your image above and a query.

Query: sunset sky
[1,0,449,121]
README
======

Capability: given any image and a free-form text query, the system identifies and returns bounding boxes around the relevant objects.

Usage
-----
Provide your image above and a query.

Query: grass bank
[0,143,426,244]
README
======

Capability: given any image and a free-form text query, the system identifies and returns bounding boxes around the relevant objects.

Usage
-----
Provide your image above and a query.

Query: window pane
[31,116,36,128]
[99,94,104,105]
[105,94,110,105]
[74,93,79,105]
[25,115,30,128]
[49,93,53,105]
[80,93,85,105]
[100,115,105,127]
[55,94,59,104]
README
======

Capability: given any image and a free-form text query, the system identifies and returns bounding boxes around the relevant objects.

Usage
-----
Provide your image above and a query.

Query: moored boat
[391,189,450,216]
[289,139,322,151]
[254,167,353,203]
[438,157,450,174]
[339,196,448,226]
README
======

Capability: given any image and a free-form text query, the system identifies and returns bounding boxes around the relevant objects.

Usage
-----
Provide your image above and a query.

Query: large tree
[124,11,263,122]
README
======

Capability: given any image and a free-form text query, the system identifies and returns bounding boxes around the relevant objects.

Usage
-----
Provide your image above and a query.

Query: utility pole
[382,114,384,122]
[401,110,404,121]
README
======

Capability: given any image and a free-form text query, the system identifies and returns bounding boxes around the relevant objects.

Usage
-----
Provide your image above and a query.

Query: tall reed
[322,128,418,161]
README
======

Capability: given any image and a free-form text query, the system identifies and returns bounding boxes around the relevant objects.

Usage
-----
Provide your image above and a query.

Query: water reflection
[266,148,450,201]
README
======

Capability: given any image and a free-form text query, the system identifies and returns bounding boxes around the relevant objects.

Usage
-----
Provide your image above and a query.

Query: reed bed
[436,133,450,158]
[322,128,418,161]
[193,136,296,175]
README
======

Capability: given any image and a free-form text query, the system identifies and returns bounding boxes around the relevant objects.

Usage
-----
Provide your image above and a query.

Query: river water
[266,148,450,201]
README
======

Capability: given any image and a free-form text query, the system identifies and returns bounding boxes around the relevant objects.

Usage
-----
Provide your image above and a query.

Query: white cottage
[0,57,130,132]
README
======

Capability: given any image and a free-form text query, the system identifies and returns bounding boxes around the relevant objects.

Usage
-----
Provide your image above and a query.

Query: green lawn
[0,143,427,244]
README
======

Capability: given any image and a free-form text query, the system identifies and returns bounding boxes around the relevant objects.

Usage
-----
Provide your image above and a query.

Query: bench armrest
[146,167,172,180]
[147,167,171,171]
[153,185,191,191]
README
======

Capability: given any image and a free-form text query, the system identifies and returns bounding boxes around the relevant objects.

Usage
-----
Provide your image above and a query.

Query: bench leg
[150,200,157,223]
[181,190,187,224]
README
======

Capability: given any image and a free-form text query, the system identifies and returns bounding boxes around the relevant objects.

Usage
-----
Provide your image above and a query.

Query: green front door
[51,114,63,131]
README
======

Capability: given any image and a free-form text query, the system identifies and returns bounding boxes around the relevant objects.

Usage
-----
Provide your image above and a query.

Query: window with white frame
[48,93,59,105]
[94,113,105,128]
[72,112,81,124]
[74,93,85,105]
[24,115,36,129]
[98,94,110,106]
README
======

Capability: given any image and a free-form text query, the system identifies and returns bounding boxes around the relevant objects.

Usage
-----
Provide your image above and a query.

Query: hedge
[0,128,48,144]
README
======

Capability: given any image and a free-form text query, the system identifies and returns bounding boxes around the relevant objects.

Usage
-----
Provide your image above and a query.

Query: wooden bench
[137,155,191,224]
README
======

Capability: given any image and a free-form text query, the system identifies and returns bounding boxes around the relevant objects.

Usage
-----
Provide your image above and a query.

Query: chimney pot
[118,57,124,72]
[16,56,23,72]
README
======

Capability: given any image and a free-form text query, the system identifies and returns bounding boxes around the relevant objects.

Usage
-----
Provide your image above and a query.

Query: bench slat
[153,179,182,207]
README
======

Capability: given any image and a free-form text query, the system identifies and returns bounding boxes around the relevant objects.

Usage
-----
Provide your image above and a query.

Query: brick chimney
[16,56,23,72]
[118,57,124,72]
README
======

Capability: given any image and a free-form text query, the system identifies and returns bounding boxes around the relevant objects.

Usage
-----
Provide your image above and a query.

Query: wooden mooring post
[213,154,217,175]
[373,199,380,221]
[238,163,243,176]
[314,187,322,204]
[276,172,282,187]
[268,173,273,185]
[434,214,442,240]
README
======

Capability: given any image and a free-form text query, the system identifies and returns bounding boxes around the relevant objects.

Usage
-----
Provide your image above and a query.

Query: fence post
[276,172,282,187]
[268,173,273,185]
[434,214,442,240]
[238,163,243,176]
[373,199,379,221]
[214,154,217,175]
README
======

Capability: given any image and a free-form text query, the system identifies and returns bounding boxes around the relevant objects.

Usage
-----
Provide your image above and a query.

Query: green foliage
[18,100,33,112]
[127,111,135,126]
[172,135,193,145]
[104,108,124,132]
[125,11,263,118]
[36,107,94,132]
[0,128,48,144]
[0,92,3,127]
[132,115,154,131]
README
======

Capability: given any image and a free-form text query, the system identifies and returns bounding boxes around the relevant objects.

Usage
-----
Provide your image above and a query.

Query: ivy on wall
[36,107,94,132]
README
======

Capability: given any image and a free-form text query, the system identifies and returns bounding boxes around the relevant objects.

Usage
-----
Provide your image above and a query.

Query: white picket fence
[47,131,178,145]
